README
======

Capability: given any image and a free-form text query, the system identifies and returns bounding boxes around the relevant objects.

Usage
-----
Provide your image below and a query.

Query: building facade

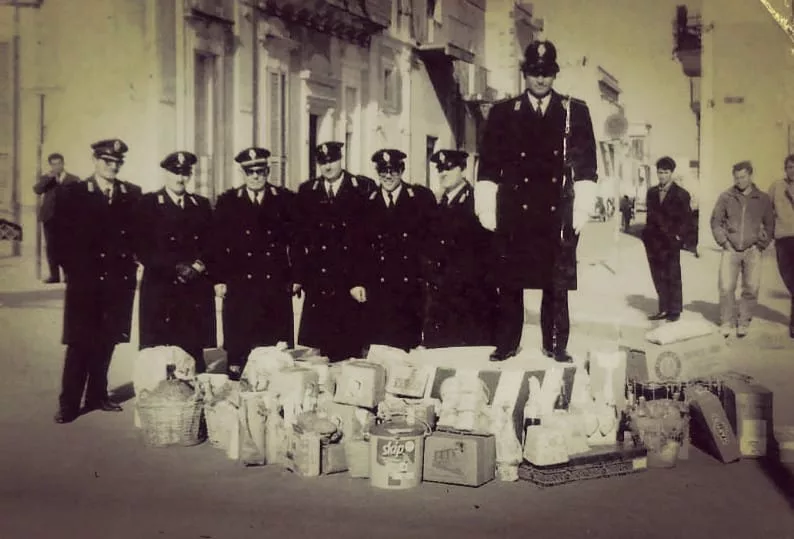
[0,0,508,260]
[674,1,794,248]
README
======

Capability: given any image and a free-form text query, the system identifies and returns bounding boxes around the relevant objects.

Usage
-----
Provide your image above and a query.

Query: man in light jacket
[768,154,794,338]
[710,160,774,338]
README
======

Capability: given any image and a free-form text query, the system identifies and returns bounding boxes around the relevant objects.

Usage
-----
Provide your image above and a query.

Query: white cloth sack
[645,317,718,345]
[241,346,296,392]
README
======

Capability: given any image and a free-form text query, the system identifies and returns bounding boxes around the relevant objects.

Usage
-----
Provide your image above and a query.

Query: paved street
[1,216,793,538]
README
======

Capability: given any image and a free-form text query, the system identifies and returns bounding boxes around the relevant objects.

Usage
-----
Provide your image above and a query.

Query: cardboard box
[321,442,348,475]
[708,373,773,458]
[319,401,375,442]
[624,334,726,383]
[385,361,433,399]
[774,427,794,464]
[423,432,496,487]
[284,430,322,477]
[717,375,773,458]
[688,385,741,463]
[333,361,387,409]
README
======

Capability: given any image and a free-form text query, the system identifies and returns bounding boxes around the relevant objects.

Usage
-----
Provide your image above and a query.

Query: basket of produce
[137,366,205,447]
[629,398,687,468]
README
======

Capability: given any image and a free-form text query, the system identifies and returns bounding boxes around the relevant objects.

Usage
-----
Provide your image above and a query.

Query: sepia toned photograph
[0,0,793,537]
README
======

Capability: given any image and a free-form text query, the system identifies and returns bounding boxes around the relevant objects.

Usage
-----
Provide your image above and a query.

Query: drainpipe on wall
[11,0,21,256]
[252,11,259,144]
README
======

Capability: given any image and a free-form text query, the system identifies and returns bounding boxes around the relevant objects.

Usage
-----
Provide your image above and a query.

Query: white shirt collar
[443,181,467,204]
[383,184,403,205]
[165,187,185,206]
[527,92,551,114]
[325,177,342,197]
[247,188,263,203]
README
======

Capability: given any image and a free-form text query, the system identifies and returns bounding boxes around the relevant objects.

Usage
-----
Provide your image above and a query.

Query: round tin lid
[369,420,426,438]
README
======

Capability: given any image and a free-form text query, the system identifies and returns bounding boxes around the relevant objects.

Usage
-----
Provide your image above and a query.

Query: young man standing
[642,157,692,322]
[710,160,774,338]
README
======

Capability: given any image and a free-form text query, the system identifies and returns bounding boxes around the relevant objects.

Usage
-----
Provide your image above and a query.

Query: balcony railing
[672,5,702,77]
[256,0,391,46]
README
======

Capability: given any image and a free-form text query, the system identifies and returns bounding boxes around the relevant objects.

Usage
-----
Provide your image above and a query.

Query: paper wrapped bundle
[436,373,491,434]
[238,392,271,466]
[133,346,196,428]
[541,411,594,456]
[241,346,295,392]
[367,345,431,399]
[345,439,371,478]
[295,355,331,394]
[490,404,523,481]
[274,367,320,426]
[266,413,291,467]
[377,396,436,431]
[523,425,570,466]
[285,429,323,477]
[291,412,348,475]
[319,401,376,442]
[196,374,239,450]
[333,361,387,409]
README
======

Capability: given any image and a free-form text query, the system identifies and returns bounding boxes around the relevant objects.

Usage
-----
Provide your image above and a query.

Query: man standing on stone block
[475,40,598,363]
[710,160,774,338]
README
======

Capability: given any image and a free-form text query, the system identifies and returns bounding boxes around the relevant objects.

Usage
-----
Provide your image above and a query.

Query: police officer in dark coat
[351,149,437,351]
[476,40,598,363]
[137,151,216,373]
[294,142,376,361]
[422,149,497,348]
[51,139,141,423]
[213,147,297,379]
[642,156,691,322]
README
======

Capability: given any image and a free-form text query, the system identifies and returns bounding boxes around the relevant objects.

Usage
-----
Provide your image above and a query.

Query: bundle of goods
[519,349,649,486]
[628,398,688,468]
[196,373,239,450]
[137,365,205,447]
[133,346,197,428]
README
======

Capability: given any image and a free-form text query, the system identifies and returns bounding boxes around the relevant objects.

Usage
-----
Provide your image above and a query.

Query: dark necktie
[534,100,543,118]
[326,183,334,201]
[388,192,394,208]
[104,187,112,204]
[177,197,184,209]
[441,193,450,207]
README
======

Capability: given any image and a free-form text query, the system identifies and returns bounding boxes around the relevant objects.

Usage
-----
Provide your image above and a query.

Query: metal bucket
[369,420,429,490]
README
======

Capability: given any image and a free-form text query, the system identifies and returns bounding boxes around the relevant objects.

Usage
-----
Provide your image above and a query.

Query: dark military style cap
[235,147,271,171]
[522,40,560,76]
[430,149,469,171]
[316,141,344,165]
[160,151,198,175]
[91,138,128,162]
[372,149,407,171]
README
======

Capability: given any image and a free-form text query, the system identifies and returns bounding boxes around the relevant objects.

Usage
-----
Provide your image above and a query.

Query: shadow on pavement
[109,382,136,404]
[686,300,789,327]
[0,288,64,308]
[758,449,794,511]
[768,289,792,301]
[621,223,644,241]
[626,294,658,317]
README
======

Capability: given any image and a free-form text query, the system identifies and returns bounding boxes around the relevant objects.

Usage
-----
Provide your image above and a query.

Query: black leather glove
[175,263,198,284]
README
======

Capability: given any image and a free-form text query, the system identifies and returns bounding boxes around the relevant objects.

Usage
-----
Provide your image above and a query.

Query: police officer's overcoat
[352,182,437,351]
[213,184,295,354]
[294,171,376,359]
[136,189,217,354]
[53,176,142,345]
[478,90,598,290]
[422,182,497,348]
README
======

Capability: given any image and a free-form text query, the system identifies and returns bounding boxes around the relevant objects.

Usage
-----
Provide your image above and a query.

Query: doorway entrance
[194,52,224,200]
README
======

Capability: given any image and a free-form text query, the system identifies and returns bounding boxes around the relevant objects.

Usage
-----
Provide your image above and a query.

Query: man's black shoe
[542,348,554,358]
[648,312,668,321]
[666,313,681,322]
[489,349,518,362]
[553,350,574,363]
[43,277,60,284]
[84,399,123,413]
[54,409,77,424]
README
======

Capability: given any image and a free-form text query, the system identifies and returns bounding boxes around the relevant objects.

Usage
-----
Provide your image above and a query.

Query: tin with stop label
[369,420,429,490]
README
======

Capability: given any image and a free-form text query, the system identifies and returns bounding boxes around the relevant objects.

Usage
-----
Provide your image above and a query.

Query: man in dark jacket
[51,139,141,423]
[137,151,216,373]
[33,152,80,283]
[213,147,297,379]
[351,149,437,351]
[293,142,376,361]
[642,156,692,322]
[476,40,598,363]
[422,149,496,348]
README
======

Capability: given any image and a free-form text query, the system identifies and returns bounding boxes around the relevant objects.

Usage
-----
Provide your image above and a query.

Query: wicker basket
[137,397,206,448]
